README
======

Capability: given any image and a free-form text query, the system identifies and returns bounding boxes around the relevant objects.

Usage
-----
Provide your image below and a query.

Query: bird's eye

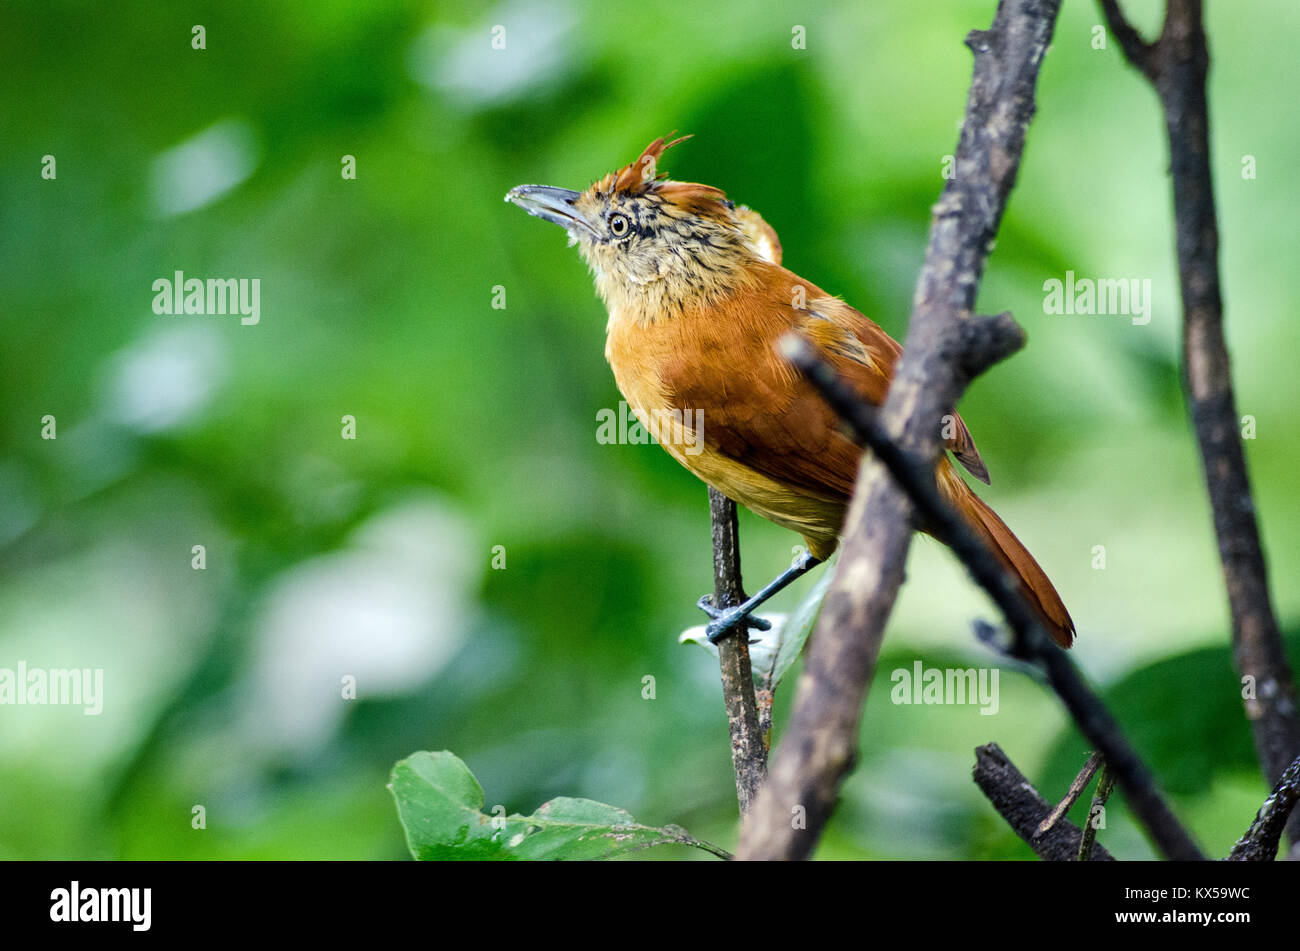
[608,213,630,238]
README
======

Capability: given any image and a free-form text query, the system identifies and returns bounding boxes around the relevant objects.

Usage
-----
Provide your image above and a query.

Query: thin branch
[1101,0,1300,846]
[736,0,1065,861]
[1077,761,1115,861]
[708,487,767,815]
[1098,0,1157,78]
[783,335,1204,860]
[1228,754,1300,861]
[973,744,1114,861]
[1037,751,1103,836]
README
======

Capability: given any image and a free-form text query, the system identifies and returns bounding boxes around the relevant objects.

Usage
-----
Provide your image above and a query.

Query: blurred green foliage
[391,750,728,859]
[0,0,1296,860]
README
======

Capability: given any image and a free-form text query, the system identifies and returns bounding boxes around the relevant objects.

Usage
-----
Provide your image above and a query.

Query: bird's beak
[504,184,598,238]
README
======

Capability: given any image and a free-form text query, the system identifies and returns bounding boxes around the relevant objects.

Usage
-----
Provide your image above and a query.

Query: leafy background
[0,0,1296,859]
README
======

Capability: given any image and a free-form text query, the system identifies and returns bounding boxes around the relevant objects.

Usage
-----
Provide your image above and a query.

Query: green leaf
[389,751,729,860]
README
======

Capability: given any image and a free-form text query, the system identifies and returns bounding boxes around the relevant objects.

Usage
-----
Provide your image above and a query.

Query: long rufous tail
[939,464,1075,648]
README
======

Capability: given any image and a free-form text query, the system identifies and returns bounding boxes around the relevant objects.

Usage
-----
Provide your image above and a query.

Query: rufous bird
[506,136,1075,648]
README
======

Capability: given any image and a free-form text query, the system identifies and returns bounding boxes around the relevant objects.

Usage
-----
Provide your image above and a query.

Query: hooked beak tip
[504,184,592,236]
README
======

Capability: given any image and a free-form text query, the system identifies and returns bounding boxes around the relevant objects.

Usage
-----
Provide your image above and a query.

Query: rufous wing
[658,260,989,496]
[797,289,990,483]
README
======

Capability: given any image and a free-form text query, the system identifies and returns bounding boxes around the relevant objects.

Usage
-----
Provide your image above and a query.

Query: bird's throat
[594,253,758,329]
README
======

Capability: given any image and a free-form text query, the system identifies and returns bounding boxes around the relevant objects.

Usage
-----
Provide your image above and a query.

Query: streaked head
[506,136,772,316]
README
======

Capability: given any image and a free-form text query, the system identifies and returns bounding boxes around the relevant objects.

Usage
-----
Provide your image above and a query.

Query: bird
[505,135,1074,648]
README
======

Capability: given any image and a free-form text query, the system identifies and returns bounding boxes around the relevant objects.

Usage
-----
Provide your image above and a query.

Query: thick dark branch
[784,336,1204,861]
[708,488,767,815]
[1101,0,1300,846]
[736,0,1064,861]
[973,745,1114,861]
[955,311,1027,379]
[1228,754,1300,861]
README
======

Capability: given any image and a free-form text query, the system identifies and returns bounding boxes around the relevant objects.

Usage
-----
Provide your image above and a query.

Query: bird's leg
[698,551,823,643]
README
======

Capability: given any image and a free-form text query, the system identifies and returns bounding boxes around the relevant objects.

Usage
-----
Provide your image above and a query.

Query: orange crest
[594,134,731,216]
[600,134,691,196]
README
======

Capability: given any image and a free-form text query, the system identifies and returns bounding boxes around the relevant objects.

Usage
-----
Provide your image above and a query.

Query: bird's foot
[697,594,771,643]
